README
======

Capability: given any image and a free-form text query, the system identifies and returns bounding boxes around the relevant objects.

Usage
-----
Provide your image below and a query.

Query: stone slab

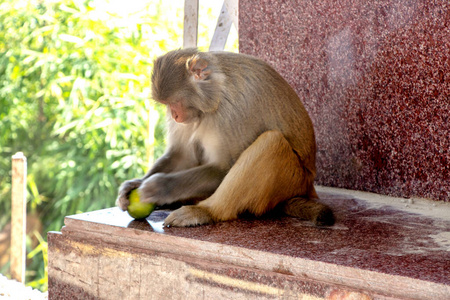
[48,188,450,299]
[239,0,450,201]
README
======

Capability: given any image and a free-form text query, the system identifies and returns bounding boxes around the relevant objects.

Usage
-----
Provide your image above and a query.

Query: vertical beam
[183,0,199,48]
[209,0,239,51]
[209,2,233,51]
[224,0,239,33]
[11,152,27,283]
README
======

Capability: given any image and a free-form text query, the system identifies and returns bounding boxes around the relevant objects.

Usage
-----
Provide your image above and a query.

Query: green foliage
[0,0,238,292]
[26,231,48,291]
[0,0,184,290]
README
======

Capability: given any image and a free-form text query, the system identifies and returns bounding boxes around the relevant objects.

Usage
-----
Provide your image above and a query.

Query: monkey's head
[151,49,225,124]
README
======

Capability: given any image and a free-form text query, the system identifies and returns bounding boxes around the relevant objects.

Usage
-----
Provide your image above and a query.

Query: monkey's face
[151,49,224,124]
[163,97,202,124]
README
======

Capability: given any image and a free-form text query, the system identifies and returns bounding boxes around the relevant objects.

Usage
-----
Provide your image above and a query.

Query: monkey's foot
[164,206,214,227]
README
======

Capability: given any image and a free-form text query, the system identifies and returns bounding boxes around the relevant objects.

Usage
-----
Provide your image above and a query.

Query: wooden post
[209,2,233,51]
[224,0,239,33]
[11,152,27,283]
[183,0,199,48]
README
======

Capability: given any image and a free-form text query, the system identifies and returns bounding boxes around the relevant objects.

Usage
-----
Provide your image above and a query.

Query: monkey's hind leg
[164,130,331,227]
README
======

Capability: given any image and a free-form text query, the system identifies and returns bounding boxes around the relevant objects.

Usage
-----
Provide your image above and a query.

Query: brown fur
[116,49,335,227]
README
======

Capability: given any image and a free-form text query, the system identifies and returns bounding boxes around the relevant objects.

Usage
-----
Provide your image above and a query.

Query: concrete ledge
[48,187,450,299]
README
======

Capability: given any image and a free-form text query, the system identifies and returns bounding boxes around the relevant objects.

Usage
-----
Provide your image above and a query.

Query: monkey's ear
[187,55,211,81]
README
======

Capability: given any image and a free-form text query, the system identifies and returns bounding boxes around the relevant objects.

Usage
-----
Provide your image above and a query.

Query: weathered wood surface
[11,152,27,283]
[183,0,199,48]
[209,0,239,51]
[48,188,450,299]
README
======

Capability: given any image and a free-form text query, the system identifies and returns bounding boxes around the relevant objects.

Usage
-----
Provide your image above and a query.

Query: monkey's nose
[171,110,179,121]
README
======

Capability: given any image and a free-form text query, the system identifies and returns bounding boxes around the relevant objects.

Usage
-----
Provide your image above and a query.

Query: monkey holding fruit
[116,48,335,227]
[127,189,155,219]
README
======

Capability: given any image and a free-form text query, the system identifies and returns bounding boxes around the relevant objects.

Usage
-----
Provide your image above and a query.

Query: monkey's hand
[139,173,175,206]
[116,178,143,211]
[163,206,214,227]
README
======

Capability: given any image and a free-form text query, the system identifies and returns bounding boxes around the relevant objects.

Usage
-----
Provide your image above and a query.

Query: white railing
[183,0,238,50]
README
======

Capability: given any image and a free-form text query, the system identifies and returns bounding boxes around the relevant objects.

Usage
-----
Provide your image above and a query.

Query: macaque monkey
[116,48,335,227]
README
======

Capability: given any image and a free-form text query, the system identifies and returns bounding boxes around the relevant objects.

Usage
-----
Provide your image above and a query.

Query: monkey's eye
[157,99,172,105]
[166,96,185,105]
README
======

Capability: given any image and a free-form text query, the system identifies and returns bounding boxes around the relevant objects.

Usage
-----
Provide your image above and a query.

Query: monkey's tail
[281,196,335,226]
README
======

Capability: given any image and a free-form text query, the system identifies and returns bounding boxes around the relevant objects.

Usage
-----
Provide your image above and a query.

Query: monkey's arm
[138,164,227,206]
[116,146,200,211]
[143,147,200,179]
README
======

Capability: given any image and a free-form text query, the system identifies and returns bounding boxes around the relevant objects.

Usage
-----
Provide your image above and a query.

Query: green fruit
[127,189,155,219]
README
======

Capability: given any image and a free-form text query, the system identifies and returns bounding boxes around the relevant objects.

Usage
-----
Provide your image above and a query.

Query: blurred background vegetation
[0,0,238,292]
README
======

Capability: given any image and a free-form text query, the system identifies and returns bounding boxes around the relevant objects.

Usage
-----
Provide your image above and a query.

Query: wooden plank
[11,152,27,283]
[224,0,238,32]
[209,2,233,51]
[48,200,450,299]
[183,0,199,48]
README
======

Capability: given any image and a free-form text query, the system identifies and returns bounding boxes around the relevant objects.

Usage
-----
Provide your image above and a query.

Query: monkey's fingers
[118,178,143,195]
[115,195,130,211]
[164,206,214,227]
[116,178,143,211]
